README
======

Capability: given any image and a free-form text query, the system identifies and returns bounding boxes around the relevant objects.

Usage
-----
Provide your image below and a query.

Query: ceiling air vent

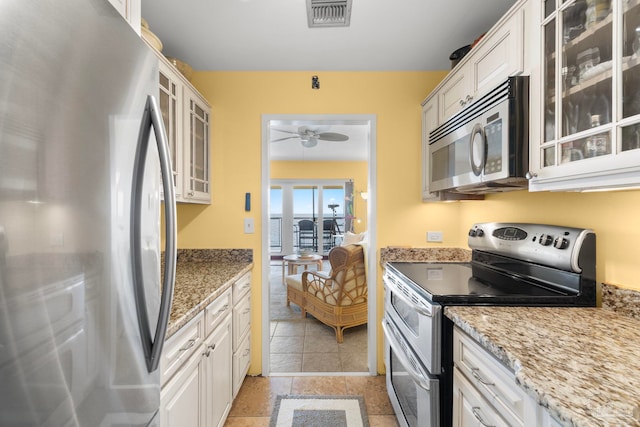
[306,0,352,28]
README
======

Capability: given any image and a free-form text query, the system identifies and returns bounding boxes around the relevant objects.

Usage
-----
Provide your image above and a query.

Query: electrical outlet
[244,218,254,234]
[427,231,443,242]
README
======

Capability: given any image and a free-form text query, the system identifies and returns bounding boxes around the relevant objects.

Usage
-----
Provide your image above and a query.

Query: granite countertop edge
[444,306,640,427]
[166,256,253,338]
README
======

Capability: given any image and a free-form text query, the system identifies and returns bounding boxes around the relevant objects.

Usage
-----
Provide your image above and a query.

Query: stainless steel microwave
[428,76,529,194]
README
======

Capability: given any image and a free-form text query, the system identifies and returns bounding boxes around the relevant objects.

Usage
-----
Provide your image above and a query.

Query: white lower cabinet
[204,315,232,427]
[453,367,511,427]
[161,288,233,427]
[160,345,205,427]
[453,327,541,427]
[232,272,252,398]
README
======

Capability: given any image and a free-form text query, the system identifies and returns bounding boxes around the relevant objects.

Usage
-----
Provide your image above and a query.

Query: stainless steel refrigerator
[0,0,177,425]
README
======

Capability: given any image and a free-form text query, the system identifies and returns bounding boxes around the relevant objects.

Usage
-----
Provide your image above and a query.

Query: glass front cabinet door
[529,0,640,191]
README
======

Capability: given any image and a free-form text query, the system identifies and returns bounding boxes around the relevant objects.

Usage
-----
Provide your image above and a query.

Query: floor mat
[269,395,369,427]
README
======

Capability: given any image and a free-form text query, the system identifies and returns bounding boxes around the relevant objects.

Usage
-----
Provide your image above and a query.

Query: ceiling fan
[271,126,349,148]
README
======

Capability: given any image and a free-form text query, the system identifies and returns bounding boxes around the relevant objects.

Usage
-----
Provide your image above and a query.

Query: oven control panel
[468,222,595,272]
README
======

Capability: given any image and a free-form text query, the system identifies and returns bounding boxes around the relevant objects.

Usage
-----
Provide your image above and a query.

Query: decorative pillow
[341,231,366,246]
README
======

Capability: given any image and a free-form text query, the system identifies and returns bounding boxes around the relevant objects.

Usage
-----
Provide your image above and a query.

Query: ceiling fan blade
[272,128,301,136]
[271,136,300,142]
[317,132,349,142]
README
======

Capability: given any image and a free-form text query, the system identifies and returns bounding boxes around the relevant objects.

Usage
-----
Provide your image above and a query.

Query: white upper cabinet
[421,96,440,201]
[430,0,528,125]
[154,51,212,204]
[107,0,141,34]
[529,0,640,191]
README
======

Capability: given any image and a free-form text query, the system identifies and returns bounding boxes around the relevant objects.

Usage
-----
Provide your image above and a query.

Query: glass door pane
[269,186,283,253]
[544,18,557,146]
[293,186,318,253]
[559,0,612,162]
[321,186,345,252]
[621,1,640,152]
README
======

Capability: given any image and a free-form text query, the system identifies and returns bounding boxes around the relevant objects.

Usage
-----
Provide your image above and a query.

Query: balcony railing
[269,215,345,255]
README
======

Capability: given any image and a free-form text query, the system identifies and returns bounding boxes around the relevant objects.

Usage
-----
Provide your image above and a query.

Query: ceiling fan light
[301,138,318,148]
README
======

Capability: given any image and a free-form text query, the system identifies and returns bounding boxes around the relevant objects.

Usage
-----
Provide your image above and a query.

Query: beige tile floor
[269,261,368,373]
[224,262,397,426]
[224,375,399,427]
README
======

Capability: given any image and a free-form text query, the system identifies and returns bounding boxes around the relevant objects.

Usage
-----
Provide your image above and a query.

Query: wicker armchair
[285,244,367,343]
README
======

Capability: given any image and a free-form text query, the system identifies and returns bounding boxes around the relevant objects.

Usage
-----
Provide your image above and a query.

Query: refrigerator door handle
[131,95,177,373]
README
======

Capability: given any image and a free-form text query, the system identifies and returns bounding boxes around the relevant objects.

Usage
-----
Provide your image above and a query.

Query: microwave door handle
[382,319,432,391]
[383,276,432,317]
[469,123,486,176]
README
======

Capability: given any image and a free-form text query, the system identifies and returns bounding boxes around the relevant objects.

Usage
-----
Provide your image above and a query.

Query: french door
[270,180,346,256]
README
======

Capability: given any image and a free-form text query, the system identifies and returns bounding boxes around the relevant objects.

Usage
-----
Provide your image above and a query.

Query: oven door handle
[382,318,432,391]
[383,276,433,317]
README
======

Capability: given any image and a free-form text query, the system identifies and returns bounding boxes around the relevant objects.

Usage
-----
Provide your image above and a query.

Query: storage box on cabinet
[453,328,536,427]
[161,311,204,387]
[205,288,232,337]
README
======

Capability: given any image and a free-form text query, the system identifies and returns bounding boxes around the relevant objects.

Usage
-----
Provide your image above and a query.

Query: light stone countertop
[165,249,253,338]
[445,306,640,427]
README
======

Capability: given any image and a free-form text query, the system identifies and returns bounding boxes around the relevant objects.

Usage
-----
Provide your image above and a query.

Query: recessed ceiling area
[141,0,517,71]
[268,119,369,162]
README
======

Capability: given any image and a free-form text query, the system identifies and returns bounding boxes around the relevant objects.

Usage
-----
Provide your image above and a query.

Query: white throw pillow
[341,231,366,246]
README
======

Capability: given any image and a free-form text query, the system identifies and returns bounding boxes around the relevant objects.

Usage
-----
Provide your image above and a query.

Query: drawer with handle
[233,272,251,303]
[205,287,232,337]
[453,328,527,427]
[161,311,204,386]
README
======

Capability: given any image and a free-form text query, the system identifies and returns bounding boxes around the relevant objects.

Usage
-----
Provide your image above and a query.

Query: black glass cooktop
[387,262,580,305]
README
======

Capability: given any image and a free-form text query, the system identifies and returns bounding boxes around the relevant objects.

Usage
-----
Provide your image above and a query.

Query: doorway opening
[261,114,377,376]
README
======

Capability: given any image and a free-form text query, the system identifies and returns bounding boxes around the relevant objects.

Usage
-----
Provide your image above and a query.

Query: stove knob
[554,237,569,249]
[539,234,553,246]
[476,229,485,237]
[468,229,477,237]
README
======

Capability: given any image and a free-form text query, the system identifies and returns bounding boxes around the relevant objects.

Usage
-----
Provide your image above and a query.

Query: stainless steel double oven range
[382,222,597,427]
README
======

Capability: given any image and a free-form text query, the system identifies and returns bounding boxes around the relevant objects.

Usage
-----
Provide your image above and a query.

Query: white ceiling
[268,120,370,161]
[141,0,517,72]
[140,0,517,161]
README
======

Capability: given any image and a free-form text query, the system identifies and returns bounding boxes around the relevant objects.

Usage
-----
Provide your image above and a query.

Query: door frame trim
[261,113,377,375]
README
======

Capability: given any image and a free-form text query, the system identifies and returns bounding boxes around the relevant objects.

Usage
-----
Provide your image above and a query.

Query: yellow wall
[458,190,640,289]
[271,160,368,233]
[180,70,640,375]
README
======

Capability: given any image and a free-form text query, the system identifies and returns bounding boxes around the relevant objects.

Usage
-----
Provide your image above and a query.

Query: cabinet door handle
[466,94,474,102]
[217,304,229,315]
[203,349,211,357]
[179,338,197,352]
[242,308,250,314]
[471,367,495,386]
[459,99,466,107]
[208,344,216,350]
[472,407,495,427]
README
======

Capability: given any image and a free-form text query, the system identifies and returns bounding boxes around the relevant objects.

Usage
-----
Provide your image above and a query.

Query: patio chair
[297,219,316,251]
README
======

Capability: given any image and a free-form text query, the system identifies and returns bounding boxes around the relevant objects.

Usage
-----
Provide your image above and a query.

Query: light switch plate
[244,218,255,234]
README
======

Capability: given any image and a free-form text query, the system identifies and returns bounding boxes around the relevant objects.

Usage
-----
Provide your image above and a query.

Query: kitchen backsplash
[379,247,471,264]
[176,248,253,263]
[602,283,640,320]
